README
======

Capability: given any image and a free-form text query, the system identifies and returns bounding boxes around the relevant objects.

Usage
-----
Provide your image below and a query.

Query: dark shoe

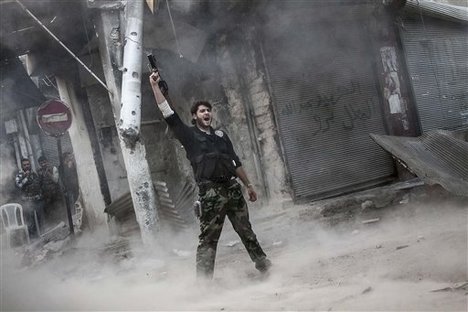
[255,258,272,273]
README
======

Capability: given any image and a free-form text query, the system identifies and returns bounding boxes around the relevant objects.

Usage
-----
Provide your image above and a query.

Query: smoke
[1,2,466,310]
[2,196,466,311]
[0,141,19,205]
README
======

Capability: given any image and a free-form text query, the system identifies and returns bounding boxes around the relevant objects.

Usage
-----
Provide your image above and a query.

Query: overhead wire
[165,0,183,58]
[14,0,111,94]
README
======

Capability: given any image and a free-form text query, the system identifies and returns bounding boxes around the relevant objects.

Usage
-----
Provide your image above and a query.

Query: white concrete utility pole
[120,0,144,143]
[98,0,159,245]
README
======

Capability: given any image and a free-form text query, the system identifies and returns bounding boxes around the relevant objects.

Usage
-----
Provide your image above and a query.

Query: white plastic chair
[0,203,30,247]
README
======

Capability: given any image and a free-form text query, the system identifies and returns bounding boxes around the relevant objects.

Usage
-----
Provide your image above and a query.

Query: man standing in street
[15,158,45,238]
[149,71,271,279]
[37,155,60,216]
[61,152,79,206]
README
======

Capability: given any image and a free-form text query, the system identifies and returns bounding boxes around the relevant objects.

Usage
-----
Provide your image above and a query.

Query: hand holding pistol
[147,53,169,96]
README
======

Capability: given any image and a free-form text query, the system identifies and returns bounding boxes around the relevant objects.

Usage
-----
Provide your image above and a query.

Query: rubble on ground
[18,201,85,268]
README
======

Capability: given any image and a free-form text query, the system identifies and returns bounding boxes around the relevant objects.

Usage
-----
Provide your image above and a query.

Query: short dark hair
[190,101,212,125]
[190,101,212,115]
[21,158,30,163]
[38,155,47,163]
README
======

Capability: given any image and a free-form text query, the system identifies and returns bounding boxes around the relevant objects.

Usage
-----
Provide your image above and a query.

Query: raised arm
[149,71,193,148]
[149,71,174,118]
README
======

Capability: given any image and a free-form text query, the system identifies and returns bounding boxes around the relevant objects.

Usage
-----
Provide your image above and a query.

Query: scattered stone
[101,237,132,261]
[43,238,69,252]
[351,230,360,235]
[362,286,373,294]
[34,249,49,262]
[40,222,69,244]
[272,240,283,246]
[399,194,410,204]
[362,218,380,224]
[361,200,375,211]
[172,249,191,257]
[396,245,409,250]
[417,235,425,242]
[225,240,240,247]
[376,244,382,249]
[430,282,468,292]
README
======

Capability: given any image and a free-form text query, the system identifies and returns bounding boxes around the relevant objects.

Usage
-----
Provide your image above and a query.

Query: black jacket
[165,112,242,182]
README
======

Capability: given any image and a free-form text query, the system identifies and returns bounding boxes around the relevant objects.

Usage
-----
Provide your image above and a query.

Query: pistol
[147,53,169,96]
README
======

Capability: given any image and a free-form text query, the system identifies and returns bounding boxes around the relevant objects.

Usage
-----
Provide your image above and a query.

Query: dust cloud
[0,143,19,205]
[1,1,466,311]
[1,195,466,311]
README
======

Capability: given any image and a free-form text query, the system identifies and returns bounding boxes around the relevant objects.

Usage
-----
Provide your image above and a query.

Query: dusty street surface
[1,190,467,311]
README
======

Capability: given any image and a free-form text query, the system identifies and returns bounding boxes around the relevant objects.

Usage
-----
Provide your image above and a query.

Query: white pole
[119,0,144,144]
[100,1,160,245]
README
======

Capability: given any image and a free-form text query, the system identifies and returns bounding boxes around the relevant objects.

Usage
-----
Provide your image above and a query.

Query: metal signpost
[36,99,75,235]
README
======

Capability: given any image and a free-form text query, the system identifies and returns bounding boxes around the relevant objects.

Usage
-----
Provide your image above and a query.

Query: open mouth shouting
[194,104,212,130]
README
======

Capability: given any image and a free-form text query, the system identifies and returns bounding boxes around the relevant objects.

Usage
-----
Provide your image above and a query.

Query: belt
[198,177,236,188]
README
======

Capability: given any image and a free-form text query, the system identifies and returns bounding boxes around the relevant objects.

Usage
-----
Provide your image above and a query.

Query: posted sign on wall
[37,99,72,137]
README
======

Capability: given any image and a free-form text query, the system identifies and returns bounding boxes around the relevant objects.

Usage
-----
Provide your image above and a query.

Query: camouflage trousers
[196,180,266,279]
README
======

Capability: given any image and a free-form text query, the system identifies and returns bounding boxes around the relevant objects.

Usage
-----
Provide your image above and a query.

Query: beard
[196,117,211,129]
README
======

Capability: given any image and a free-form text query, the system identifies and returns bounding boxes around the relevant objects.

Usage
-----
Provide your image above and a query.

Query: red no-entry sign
[37,99,72,136]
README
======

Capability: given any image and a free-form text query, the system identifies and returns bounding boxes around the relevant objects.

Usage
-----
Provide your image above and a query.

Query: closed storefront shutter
[399,15,468,132]
[261,3,394,200]
[40,132,73,167]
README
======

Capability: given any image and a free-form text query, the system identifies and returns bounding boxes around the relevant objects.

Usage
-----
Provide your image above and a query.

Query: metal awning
[402,0,468,24]
[371,130,468,197]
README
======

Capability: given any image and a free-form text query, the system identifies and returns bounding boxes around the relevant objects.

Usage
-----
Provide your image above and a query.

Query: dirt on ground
[1,186,467,311]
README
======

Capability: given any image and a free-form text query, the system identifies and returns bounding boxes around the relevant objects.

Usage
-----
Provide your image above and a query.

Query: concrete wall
[78,53,129,202]
[77,23,291,212]
[215,30,289,202]
[83,85,129,202]
[56,77,107,227]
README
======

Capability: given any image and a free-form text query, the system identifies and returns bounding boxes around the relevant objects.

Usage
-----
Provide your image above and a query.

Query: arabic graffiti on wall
[279,81,375,136]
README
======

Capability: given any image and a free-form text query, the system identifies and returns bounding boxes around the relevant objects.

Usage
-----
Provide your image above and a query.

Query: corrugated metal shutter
[399,14,468,131]
[40,132,73,167]
[262,4,394,200]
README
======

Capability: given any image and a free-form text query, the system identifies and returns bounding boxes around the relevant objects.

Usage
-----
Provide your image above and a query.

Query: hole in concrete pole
[131,32,137,36]
[132,72,139,79]
[132,111,136,115]
[123,68,128,73]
